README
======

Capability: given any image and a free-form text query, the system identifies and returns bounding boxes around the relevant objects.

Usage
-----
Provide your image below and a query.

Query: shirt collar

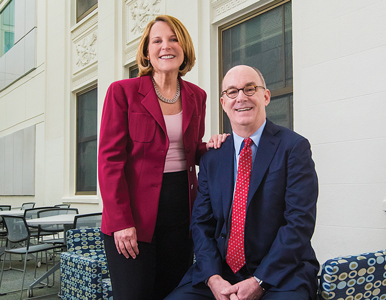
[233,119,267,154]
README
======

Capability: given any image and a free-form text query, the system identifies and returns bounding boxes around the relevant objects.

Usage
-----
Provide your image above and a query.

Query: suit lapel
[218,136,235,222]
[139,76,167,134]
[180,78,195,135]
[247,120,281,207]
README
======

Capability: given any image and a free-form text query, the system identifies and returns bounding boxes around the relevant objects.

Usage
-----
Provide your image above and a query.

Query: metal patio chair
[0,216,64,299]
[73,212,102,229]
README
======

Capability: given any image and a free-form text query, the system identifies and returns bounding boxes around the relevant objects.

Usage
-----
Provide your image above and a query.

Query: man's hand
[208,275,239,300]
[113,227,139,259]
[221,277,264,300]
[206,133,230,150]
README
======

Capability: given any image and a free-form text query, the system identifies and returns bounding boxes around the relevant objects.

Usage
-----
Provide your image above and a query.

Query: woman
[98,15,226,300]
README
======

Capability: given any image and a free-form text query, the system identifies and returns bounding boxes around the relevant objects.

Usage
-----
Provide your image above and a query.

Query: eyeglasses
[221,85,265,99]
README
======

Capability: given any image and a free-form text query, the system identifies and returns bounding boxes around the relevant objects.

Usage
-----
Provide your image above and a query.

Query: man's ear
[264,89,271,107]
[220,97,227,113]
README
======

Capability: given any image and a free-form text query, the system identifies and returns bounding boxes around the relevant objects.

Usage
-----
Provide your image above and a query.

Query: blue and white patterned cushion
[318,249,386,300]
[60,227,112,300]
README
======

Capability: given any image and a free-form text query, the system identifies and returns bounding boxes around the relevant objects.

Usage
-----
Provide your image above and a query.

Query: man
[165,65,319,300]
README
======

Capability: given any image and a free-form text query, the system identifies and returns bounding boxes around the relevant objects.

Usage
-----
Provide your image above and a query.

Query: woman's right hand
[113,227,139,259]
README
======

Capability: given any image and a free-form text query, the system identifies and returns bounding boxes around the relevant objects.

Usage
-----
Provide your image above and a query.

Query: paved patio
[0,254,61,300]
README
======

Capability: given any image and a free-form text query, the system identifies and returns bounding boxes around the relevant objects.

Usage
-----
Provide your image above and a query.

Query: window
[220,0,293,132]
[77,0,98,23]
[0,0,15,57]
[129,65,139,78]
[76,87,97,194]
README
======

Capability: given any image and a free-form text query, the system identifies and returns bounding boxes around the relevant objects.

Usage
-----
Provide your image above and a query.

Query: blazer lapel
[247,120,281,207]
[139,76,167,134]
[180,78,195,135]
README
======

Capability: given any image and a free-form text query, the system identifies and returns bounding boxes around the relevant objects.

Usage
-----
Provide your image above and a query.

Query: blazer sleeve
[98,81,135,235]
[190,154,223,285]
[195,88,208,165]
[253,137,318,287]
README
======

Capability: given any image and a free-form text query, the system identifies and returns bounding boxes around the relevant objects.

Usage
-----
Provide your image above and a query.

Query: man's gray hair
[252,67,266,88]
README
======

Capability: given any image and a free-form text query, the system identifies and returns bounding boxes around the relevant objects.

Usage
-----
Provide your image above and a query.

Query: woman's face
[147,21,184,76]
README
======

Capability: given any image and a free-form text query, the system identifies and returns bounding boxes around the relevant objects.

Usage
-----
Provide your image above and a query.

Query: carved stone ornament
[75,31,98,68]
[211,0,255,23]
[126,0,164,43]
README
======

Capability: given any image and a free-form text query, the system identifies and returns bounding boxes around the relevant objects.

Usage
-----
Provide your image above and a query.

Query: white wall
[293,0,386,264]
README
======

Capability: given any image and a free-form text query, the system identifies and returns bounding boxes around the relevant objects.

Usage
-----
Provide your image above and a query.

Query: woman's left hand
[207,133,230,150]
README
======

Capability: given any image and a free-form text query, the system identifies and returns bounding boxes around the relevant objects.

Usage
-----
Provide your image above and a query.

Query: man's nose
[235,89,246,102]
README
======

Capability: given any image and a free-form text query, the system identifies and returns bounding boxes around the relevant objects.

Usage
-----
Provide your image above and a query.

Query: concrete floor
[0,252,61,300]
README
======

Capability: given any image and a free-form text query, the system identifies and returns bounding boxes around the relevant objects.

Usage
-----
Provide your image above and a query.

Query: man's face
[221,66,270,136]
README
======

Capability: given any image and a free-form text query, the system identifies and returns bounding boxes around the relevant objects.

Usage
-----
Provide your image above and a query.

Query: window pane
[76,87,97,193]
[77,140,97,192]
[77,88,97,140]
[77,0,97,22]
[266,94,293,129]
[130,66,139,78]
[0,0,15,57]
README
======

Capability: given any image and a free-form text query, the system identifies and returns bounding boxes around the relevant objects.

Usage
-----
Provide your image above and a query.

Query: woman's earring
[147,57,150,67]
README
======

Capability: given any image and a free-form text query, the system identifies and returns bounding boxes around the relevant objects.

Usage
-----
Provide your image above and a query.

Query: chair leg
[0,251,6,294]
[19,253,29,300]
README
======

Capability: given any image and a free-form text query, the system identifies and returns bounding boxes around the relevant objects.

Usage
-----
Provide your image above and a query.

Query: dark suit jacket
[182,119,319,297]
[98,75,207,242]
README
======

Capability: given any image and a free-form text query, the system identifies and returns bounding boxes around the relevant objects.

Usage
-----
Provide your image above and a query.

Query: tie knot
[244,138,252,148]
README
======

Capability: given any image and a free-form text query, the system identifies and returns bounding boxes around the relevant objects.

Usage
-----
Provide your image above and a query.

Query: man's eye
[244,86,255,93]
[227,89,238,96]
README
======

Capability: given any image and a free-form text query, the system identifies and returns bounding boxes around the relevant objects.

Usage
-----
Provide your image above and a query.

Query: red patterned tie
[226,138,253,273]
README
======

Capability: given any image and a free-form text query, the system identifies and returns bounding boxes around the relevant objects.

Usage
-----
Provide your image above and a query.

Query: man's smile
[235,107,252,112]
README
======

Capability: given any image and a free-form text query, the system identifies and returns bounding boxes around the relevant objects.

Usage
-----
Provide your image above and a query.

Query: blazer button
[187,148,191,153]
[190,184,194,190]
[189,166,193,172]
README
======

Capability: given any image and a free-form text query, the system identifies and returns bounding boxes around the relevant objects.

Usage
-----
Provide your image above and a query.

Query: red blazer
[98,75,207,243]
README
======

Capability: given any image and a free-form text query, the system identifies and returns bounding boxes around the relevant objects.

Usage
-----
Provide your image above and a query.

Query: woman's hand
[207,133,230,150]
[114,227,139,259]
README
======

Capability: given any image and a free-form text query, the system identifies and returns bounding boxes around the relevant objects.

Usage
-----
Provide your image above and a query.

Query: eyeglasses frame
[221,85,266,99]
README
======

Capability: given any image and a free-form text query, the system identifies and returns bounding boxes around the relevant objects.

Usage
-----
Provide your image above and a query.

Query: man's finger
[221,284,239,296]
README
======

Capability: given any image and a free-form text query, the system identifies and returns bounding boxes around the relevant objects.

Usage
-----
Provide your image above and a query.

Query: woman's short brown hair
[136,15,196,77]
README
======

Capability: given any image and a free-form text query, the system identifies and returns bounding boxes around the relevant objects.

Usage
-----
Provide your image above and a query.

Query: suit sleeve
[98,82,135,235]
[190,155,223,285]
[253,137,318,287]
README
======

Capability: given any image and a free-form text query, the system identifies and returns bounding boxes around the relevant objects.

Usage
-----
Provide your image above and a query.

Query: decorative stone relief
[212,0,249,16]
[75,31,97,68]
[71,12,98,77]
[125,0,165,45]
[211,0,263,23]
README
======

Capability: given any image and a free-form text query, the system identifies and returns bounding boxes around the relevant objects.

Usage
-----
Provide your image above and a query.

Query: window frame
[76,0,98,23]
[0,0,15,57]
[218,0,292,133]
[75,85,98,195]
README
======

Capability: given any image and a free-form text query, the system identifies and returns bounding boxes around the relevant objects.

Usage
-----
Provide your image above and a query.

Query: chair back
[54,204,71,208]
[38,208,79,218]
[2,216,30,244]
[73,212,102,229]
[37,208,79,234]
[24,206,54,220]
[21,202,36,210]
[0,205,11,211]
[319,249,386,299]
